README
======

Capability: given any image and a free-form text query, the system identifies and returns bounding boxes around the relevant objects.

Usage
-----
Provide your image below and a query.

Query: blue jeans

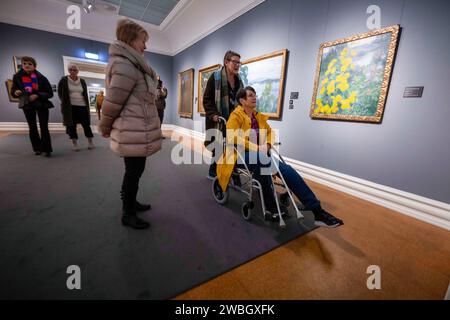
[237,151,320,210]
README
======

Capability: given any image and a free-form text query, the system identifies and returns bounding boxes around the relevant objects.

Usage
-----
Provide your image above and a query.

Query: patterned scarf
[214,67,243,120]
[22,72,38,93]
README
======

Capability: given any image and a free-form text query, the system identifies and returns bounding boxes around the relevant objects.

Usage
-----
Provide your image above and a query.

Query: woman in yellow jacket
[217,86,343,228]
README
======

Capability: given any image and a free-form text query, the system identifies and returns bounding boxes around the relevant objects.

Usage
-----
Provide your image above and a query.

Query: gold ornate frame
[310,25,400,123]
[13,56,22,73]
[241,49,288,120]
[197,64,221,115]
[178,68,194,118]
[5,79,19,103]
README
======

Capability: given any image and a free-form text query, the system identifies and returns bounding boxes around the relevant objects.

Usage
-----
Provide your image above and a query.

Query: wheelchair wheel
[212,177,229,205]
[241,201,254,220]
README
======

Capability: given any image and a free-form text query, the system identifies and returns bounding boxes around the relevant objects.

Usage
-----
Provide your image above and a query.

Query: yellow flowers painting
[310,25,401,123]
[314,47,357,115]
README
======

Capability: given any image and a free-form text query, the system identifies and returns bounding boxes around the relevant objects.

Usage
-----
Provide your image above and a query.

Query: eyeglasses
[227,59,241,66]
[69,69,78,71]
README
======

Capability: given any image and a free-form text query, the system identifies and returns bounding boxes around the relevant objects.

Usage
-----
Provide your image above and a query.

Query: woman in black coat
[58,64,94,151]
[11,56,54,157]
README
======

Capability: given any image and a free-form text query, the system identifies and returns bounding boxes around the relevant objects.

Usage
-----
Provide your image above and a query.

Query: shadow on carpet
[0,133,317,299]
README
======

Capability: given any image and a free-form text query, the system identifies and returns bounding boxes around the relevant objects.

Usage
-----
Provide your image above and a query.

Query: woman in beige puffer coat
[99,19,162,230]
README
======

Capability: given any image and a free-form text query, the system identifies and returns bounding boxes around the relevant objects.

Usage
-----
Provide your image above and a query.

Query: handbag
[18,94,29,109]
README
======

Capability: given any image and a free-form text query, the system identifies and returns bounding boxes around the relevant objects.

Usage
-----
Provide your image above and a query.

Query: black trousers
[66,106,93,140]
[158,109,164,125]
[23,107,53,153]
[121,157,147,212]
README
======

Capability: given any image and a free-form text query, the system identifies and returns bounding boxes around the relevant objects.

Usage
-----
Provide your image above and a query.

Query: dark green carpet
[0,133,316,299]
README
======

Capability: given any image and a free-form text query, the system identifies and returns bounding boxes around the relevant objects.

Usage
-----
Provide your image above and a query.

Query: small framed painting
[13,56,22,73]
[5,79,19,103]
[178,68,194,118]
[87,86,105,113]
[198,64,221,115]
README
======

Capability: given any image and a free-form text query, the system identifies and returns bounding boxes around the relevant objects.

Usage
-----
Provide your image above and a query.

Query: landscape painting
[239,49,287,119]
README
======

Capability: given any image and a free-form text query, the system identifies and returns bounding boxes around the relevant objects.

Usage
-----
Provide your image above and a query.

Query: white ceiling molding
[158,0,195,32]
[165,0,267,55]
[0,0,266,56]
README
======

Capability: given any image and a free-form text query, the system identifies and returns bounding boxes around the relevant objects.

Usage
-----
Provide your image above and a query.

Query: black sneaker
[312,208,343,228]
[34,151,42,155]
[43,152,52,157]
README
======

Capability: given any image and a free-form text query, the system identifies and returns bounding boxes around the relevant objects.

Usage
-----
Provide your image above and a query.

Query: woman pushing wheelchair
[216,86,343,228]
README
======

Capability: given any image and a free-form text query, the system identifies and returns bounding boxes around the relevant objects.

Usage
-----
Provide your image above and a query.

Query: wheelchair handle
[218,116,227,124]
[268,145,286,164]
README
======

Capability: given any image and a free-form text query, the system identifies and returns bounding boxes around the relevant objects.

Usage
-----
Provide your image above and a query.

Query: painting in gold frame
[5,79,19,103]
[197,64,221,115]
[310,25,400,123]
[239,49,288,120]
[178,68,194,118]
[13,56,23,73]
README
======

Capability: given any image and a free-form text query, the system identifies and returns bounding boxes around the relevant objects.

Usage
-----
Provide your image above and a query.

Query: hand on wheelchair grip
[259,144,271,157]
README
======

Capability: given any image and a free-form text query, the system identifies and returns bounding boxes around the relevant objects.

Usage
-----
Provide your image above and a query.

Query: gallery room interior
[0,0,449,301]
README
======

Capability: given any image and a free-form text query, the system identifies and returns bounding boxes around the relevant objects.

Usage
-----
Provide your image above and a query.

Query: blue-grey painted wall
[170,0,450,203]
[0,22,173,124]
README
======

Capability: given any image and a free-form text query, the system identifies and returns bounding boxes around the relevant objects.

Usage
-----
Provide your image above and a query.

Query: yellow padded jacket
[217,105,274,191]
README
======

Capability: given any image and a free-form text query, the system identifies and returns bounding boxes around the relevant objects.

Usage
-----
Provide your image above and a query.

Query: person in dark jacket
[155,76,167,139]
[11,56,54,157]
[203,50,244,180]
[58,64,94,151]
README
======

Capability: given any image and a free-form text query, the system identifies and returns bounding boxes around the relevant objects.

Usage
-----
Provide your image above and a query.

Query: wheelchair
[211,117,304,228]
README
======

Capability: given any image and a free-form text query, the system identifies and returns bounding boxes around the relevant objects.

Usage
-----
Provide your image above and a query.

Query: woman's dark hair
[223,50,241,65]
[236,86,256,104]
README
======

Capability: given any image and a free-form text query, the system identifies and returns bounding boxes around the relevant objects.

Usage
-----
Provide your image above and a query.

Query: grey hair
[68,63,79,71]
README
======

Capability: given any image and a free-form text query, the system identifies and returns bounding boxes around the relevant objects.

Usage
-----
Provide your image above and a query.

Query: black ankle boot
[121,214,150,229]
[135,201,151,211]
[121,191,150,229]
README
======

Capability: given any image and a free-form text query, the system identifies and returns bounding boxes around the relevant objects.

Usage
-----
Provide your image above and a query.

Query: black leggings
[121,157,147,208]
[23,107,52,153]
[66,105,93,140]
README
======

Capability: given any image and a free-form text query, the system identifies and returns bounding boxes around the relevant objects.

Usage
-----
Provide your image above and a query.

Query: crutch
[269,145,304,220]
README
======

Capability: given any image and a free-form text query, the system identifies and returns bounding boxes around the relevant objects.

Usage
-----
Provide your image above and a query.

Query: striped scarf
[214,67,243,120]
[22,72,38,93]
